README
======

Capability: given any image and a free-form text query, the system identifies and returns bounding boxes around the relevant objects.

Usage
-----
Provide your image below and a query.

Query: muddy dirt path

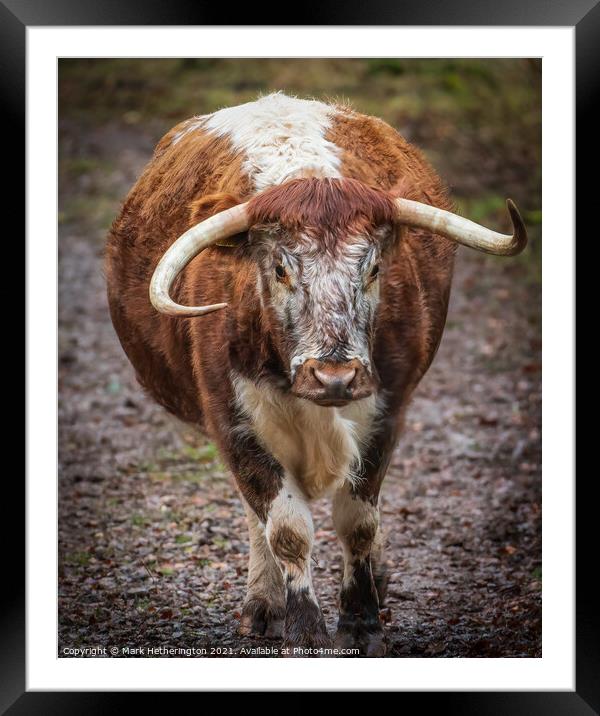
[58,125,541,658]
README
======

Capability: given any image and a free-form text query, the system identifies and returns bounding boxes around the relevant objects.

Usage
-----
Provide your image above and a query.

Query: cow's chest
[233,376,378,500]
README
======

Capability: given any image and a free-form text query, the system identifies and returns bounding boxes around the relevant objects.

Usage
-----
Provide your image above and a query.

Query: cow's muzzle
[291,358,375,407]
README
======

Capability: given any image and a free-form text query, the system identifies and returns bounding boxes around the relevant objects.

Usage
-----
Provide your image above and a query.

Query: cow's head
[150,177,527,407]
[243,179,397,406]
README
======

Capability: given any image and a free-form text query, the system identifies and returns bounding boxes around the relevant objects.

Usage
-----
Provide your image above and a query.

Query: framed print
[11,0,589,709]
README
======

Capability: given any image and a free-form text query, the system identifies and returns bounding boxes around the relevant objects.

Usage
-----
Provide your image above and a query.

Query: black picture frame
[10,0,588,710]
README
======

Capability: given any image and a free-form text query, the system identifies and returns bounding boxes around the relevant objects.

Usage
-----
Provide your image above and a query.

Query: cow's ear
[188,192,246,248]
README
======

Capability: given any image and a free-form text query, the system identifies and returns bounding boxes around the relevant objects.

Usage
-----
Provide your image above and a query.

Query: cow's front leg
[266,478,330,654]
[238,499,285,638]
[332,482,386,656]
[226,425,328,652]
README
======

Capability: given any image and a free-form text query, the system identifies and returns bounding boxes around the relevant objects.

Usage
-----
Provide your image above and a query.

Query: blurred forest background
[58,59,542,658]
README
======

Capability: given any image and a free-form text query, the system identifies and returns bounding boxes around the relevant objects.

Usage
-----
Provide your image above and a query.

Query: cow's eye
[370,264,379,279]
[275,264,286,280]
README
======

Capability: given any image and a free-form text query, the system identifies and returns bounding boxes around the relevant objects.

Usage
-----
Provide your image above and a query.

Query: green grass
[455,195,507,225]
[135,597,151,612]
[139,441,224,486]
[212,536,231,550]
[181,444,218,462]
[65,551,91,566]
[60,195,120,232]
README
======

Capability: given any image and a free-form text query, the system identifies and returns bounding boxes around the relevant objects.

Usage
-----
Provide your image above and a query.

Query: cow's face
[250,223,393,406]
[243,177,400,406]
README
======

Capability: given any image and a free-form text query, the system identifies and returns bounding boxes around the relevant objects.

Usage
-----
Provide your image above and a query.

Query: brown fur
[327,107,449,196]
[105,129,252,426]
[189,191,243,225]
[247,176,398,248]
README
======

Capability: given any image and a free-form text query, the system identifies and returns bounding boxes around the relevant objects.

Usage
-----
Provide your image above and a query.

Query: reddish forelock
[246,177,398,241]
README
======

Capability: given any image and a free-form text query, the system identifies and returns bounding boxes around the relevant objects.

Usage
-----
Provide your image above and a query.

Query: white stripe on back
[201,93,342,191]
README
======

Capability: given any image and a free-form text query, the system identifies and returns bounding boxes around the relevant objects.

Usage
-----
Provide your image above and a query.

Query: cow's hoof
[282,630,332,657]
[334,623,387,657]
[238,598,285,638]
[281,591,331,656]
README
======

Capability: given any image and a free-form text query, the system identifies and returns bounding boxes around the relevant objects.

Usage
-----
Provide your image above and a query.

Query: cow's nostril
[313,366,357,390]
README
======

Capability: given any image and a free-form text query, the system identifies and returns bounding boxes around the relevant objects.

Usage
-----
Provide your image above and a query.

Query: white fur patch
[277,233,380,369]
[199,93,342,191]
[266,477,317,593]
[233,374,379,500]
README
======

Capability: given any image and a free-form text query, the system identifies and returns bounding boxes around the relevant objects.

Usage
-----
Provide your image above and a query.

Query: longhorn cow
[106,93,526,656]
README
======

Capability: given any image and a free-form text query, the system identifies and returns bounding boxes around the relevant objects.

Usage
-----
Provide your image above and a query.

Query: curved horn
[149,202,249,317]
[395,198,527,256]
